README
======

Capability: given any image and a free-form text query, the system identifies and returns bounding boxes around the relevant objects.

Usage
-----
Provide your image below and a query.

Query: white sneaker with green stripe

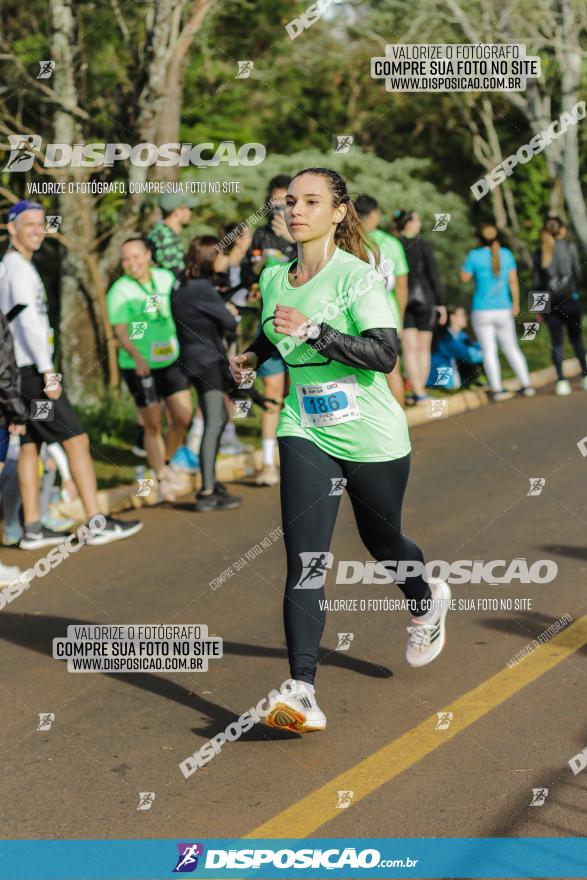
[406,579,451,667]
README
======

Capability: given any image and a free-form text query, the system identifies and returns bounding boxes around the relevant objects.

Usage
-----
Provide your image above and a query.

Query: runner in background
[396,210,446,405]
[243,175,296,487]
[107,237,192,502]
[0,201,143,548]
[231,168,451,735]
[171,237,242,512]
[179,223,253,463]
[461,223,535,402]
[146,192,197,277]
[533,216,586,396]
[355,195,408,405]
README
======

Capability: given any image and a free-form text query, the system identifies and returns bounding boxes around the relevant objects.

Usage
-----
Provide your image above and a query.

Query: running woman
[230,168,451,734]
[461,224,535,401]
[533,216,586,396]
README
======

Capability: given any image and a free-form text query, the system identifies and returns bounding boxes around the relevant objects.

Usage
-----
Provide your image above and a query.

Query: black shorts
[19,366,84,447]
[403,303,437,332]
[122,360,190,408]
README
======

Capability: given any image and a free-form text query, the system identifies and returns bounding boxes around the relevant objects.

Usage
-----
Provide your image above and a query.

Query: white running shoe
[406,579,451,668]
[0,561,22,586]
[262,680,326,733]
[555,379,572,396]
[255,464,279,487]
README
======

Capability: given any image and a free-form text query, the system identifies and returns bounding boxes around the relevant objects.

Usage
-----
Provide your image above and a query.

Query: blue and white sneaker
[406,579,451,667]
[170,446,200,473]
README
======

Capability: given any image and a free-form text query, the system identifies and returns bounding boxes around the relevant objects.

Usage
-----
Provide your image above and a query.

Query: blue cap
[7,200,43,223]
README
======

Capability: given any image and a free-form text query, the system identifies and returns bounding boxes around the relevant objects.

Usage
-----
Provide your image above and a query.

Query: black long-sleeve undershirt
[245,323,398,373]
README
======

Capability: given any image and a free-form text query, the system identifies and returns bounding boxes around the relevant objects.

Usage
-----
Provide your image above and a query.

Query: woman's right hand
[134,354,150,377]
[229,352,258,384]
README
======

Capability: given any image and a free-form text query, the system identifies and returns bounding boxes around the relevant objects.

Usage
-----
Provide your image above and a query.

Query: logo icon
[173,843,204,873]
[136,792,155,811]
[435,711,453,730]
[333,135,353,153]
[336,632,354,652]
[37,712,55,731]
[336,790,354,809]
[45,215,62,233]
[3,134,42,173]
[31,400,54,421]
[294,551,334,590]
[568,746,587,776]
[434,366,453,386]
[527,477,545,497]
[136,479,155,498]
[329,477,347,496]
[236,61,254,79]
[144,294,161,314]
[43,372,62,393]
[130,322,148,340]
[233,399,252,419]
[432,213,451,232]
[37,61,55,79]
[528,291,551,313]
[521,322,540,341]
[530,787,549,806]
[428,399,448,419]
[237,370,256,390]
[578,436,587,458]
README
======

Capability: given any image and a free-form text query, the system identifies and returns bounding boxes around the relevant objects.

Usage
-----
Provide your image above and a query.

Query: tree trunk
[50,0,102,400]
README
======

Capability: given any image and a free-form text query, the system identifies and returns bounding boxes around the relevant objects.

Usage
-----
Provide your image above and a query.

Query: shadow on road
[0,613,391,743]
[478,612,587,658]
[540,543,587,561]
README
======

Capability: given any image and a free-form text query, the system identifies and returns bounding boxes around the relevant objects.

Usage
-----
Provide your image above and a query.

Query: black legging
[278,436,432,684]
[189,362,228,491]
[544,298,587,380]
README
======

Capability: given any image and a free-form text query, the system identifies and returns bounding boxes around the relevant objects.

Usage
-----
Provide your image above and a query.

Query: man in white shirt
[0,200,143,548]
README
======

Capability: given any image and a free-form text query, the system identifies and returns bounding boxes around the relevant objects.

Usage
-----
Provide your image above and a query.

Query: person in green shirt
[230,168,451,735]
[355,194,409,406]
[107,237,192,500]
[146,192,198,276]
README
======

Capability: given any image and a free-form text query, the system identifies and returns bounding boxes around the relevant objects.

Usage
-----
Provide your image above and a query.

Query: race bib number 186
[297,376,360,428]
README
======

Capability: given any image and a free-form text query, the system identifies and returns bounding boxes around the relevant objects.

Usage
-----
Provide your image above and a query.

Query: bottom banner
[1,838,587,879]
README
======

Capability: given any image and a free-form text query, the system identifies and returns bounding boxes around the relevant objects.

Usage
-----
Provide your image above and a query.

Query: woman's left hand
[512,302,520,318]
[436,305,448,326]
[273,304,310,337]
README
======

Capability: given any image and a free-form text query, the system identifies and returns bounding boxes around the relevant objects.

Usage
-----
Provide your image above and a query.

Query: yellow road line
[248,614,587,838]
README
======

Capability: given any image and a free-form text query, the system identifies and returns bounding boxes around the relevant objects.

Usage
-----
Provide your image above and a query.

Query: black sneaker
[85,516,144,546]
[19,526,66,550]
[194,486,241,512]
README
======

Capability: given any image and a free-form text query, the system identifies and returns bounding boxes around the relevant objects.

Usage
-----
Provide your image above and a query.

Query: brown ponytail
[541,217,563,269]
[477,223,501,277]
[290,167,373,263]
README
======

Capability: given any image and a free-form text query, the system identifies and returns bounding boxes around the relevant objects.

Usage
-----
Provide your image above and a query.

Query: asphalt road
[2,382,587,849]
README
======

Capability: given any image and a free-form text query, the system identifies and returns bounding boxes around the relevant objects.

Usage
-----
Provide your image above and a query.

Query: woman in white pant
[460,224,535,402]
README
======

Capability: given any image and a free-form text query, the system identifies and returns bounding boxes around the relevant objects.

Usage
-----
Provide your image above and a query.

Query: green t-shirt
[369,229,408,329]
[146,222,185,275]
[107,268,179,369]
[258,247,410,462]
